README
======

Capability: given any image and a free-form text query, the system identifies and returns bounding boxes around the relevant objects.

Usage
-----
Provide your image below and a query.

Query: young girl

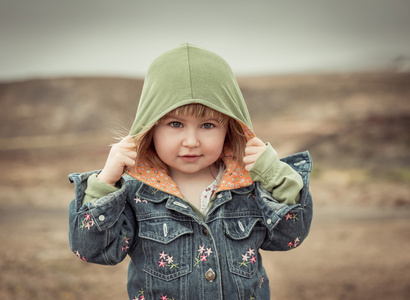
[68,43,313,300]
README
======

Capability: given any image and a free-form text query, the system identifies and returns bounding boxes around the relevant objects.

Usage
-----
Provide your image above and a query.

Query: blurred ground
[0,72,409,299]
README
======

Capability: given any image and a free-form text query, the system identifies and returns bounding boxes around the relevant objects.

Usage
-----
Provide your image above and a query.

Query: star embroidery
[242,253,249,261]
[158,260,166,268]
[84,213,90,221]
[205,248,213,256]
[247,248,255,256]
[166,256,174,264]
[198,245,205,254]
[200,254,207,262]
[159,251,167,259]
[250,256,257,264]
[285,213,292,220]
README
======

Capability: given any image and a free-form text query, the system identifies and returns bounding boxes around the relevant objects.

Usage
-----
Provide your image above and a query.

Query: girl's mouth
[180,155,201,162]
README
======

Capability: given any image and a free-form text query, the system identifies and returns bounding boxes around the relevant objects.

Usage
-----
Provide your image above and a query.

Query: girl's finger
[245,146,264,155]
[243,153,260,164]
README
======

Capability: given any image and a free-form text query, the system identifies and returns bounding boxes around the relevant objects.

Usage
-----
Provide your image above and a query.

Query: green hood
[127,43,255,197]
[129,43,253,136]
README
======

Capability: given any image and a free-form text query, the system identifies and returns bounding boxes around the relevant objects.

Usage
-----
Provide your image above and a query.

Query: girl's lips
[180,155,201,162]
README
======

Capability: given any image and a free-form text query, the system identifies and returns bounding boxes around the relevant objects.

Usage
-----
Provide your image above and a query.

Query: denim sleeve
[254,151,313,251]
[68,171,137,265]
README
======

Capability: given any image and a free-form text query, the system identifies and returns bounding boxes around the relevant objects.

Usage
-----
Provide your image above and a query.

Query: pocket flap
[224,218,263,240]
[139,219,193,244]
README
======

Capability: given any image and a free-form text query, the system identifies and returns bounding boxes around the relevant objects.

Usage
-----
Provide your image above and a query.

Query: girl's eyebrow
[203,118,220,123]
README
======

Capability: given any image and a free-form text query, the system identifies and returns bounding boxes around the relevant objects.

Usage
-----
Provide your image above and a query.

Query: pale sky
[1,0,410,80]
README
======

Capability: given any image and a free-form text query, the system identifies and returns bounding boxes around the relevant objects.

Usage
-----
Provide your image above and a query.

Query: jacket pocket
[138,218,193,281]
[223,218,266,278]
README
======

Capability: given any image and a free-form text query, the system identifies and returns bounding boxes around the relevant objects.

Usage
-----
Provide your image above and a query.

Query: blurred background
[0,0,409,299]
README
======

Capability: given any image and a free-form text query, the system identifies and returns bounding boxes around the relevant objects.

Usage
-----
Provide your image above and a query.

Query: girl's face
[152,112,227,178]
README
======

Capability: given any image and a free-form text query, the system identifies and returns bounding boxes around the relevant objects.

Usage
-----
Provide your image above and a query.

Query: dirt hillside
[0,72,409,299]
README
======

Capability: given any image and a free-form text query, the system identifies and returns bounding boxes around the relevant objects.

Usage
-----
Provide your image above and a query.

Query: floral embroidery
[134,196,148,204]
[122,232,130,253]
[133,289,176,300]
[247,192,256,200]
[287,237,301,249]
[238,248,257,267]
[285,212,298,221]
[194,245,213,267]
[133,288,145,300]
[157,251,179,269]
[80,213,95,230]
[160,295,176,300]
[74,250,87,262]
[259,276,265,288]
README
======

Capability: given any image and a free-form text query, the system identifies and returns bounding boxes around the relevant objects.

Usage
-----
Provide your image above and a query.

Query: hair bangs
[169,104,229,127]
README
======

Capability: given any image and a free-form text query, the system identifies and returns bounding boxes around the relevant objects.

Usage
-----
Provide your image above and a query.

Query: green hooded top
[129,43,252,137]
[84,43,303,208]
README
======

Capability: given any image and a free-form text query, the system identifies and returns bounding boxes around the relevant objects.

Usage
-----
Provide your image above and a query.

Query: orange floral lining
[126,121,255,199]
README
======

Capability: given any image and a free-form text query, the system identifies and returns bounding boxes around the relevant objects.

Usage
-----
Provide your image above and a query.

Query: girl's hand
[243,137,267,171]
[98,136,137,186]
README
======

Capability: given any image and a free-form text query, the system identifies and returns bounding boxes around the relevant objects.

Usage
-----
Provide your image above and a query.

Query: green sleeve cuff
[248,143,303,205]
[83,173,119,204]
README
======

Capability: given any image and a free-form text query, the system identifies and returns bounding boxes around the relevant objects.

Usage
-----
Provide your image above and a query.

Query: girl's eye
[169,122,183,128]
[202,123,215,129]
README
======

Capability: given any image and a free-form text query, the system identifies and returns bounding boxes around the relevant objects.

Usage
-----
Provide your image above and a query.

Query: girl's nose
[182,129,200,148]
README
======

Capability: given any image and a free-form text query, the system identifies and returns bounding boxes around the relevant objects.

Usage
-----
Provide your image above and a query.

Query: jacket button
[203,228,209,236]
[205,268,216,282]
[99,215,105,221]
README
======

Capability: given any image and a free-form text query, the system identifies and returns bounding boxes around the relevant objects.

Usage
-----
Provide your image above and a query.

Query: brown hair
[133,104,247,172]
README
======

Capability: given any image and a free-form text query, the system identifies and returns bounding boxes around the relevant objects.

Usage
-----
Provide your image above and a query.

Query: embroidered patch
[160,295,176,300]
[133,288,145,300]
[287,237,301,249]
[238,248,257,267]
[74,250,87,262]
[194,245,213,267]
[285,212,298,221]
[158,251,180,269]
[79,213,95,230]
[259,276,265,288]
[134,196,148,204]
[122,232,130,253]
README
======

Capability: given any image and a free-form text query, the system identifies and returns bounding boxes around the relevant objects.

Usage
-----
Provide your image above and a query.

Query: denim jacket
[68,151,312,300]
